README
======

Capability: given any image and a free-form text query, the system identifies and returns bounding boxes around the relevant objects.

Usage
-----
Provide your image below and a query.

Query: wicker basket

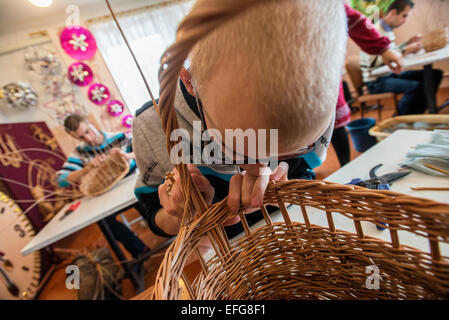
[149,0,449,300]
[369,114,449,142]
[154,181,449,300]
[79,152,129,197]
[422,27,448,53]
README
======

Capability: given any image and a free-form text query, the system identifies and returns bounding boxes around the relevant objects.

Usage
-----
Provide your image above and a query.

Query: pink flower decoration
[60,26,97,60]
[68,62,93,86]
[107,100,125,117]
[88,83,110,105]
[122,115,133,129]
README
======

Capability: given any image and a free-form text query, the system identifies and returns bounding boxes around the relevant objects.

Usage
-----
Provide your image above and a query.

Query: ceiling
[0,0,152,35]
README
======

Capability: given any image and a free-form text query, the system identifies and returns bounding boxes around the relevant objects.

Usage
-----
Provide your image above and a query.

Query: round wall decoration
[60,26,97,60]
[67,62,93,86]
[107,100,125,117]
[88,83,110,105]
[122,115,133,129]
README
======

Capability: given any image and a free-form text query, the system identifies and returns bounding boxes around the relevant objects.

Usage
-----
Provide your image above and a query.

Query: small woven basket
[422,27,448,53]
[369,114,449,142]
[150,0,449,300]
[79,152,129,197]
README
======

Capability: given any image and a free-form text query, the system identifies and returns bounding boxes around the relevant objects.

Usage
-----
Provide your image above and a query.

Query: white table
[327,129,449,204]
[371,45,449,114]
[371,45,449,77]
[325,129,448,255]
[21,173,138,255]
[21,173,145,291]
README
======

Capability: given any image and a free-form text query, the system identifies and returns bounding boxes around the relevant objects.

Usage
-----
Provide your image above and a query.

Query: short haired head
[185,0,347,156]
[63,114,102,145]
[385,0,414,28]
[64,114,86,133]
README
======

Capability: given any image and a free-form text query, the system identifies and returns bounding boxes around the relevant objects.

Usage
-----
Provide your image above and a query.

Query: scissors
[59,201,81,221]
[357,164,412,190]
[349,164,411,230]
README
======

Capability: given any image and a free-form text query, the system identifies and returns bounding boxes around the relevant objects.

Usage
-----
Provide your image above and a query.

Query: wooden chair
[345,55,399,120]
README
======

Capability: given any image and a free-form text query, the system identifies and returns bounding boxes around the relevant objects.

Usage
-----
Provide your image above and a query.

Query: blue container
[346,118,377,152]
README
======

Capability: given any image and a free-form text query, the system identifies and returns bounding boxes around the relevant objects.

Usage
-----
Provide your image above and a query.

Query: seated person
[132,0,347,245]
[56,114,149,264]
[360,0,443,115]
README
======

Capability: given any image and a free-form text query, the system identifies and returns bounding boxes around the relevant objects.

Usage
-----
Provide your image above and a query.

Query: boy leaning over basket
[132,0,350,247]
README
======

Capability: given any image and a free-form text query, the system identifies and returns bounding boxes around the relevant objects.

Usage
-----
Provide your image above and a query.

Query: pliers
[355,164,411,190]
[348,164,411,230]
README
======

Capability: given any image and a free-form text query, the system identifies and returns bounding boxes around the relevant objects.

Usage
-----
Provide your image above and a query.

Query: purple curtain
[0,122,66,232]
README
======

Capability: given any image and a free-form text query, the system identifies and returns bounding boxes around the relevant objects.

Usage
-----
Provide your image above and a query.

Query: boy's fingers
[223,215,241,226]
[158,183,178,216]
[241,174,257,208]
[250,174,270,208]
[170,169,185,213]
[228,173,244,212]
[270,162,289,181]
[191,173,215,205]
[187,164,203,175]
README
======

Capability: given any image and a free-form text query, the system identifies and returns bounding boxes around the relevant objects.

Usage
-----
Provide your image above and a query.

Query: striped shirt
[57,131,136,187]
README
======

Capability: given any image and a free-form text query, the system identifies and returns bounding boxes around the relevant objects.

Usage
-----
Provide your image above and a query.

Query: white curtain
[89,0,194,114]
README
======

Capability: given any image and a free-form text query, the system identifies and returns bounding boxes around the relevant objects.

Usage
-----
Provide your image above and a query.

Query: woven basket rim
[153,179,449,299]
[369,114,449,139]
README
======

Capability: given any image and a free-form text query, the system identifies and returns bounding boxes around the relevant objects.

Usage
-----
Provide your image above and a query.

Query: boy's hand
[382,49,404,74]
[110,147,126,158]
[159,164,215,218]
[404,42,423,55]
[88,154,107,168]
[109,147,134,160]
[226,162,289,225]
[407,34,422,45]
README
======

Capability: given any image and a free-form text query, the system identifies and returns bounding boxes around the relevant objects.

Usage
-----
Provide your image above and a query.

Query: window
[89,0,194,114]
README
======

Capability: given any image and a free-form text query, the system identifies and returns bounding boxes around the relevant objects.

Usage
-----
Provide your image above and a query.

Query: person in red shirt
[332,4,403,166]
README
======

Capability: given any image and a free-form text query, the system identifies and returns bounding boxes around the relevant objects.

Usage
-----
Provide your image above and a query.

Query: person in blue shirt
[57,115,136,186]
[57,114,149,264]
[360,0,443,115]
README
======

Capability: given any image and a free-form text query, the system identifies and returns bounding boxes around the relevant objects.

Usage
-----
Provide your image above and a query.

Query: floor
[37,88,449,300]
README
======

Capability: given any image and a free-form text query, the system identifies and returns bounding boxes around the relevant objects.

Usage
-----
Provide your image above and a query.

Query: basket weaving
[154,181,449,300]
[147,0,449,299]
[369,114,449,142]
[422,27,448,53]
[79,152,129,197]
